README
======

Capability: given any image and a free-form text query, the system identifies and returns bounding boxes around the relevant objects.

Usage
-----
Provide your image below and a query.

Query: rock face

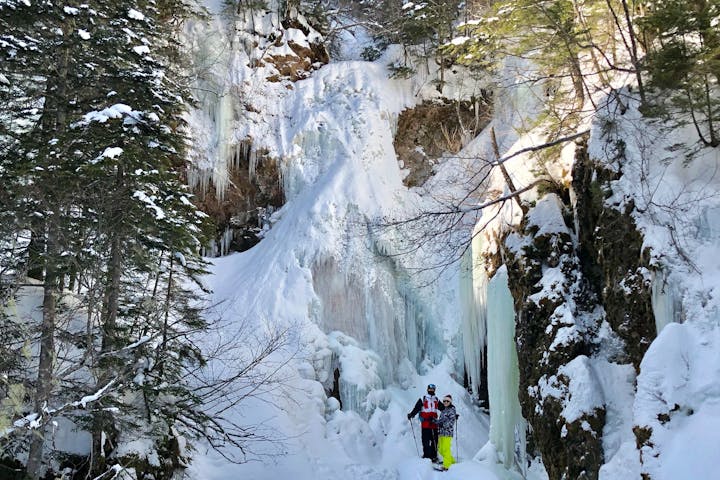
[502,141,656,479]
[263,27,329,82]
[394,99,490,187]
[504,188,606,480]
[571,144,655,370]
[194,141,284,253]
[191,3,330,255]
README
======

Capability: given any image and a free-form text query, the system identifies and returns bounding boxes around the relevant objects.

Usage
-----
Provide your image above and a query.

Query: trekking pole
[409,419,420,456]
[454,419,459,462]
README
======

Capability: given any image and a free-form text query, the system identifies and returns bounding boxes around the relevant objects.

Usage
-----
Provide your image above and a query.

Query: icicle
[211,89,236,200]
[249,146,259,180]
[651,268,679,335]
[186,168,211,198]
[219,227,234,256]
[185,17,240,202]
[200,226,234,258]
[696,205,720,240]
[486,265,526,473]
[404,291,419,367]
[459,233,487,398]
[201,238,217,258]
[401,284,443,371]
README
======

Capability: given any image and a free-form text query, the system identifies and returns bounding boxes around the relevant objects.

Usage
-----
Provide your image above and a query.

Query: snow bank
[634,322,720,480]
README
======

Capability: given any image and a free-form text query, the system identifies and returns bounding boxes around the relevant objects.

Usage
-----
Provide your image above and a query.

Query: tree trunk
[26,230,45,281]
[702,74,718,147]
[491,127,524,212]
[619,0,646,106]
[101,162,125,352]
[157,254,175,378]
[605,0,646,106]
[92,166,124,476]
[26,19,72,476]
[26,229,58,480]
[101,232,122,352]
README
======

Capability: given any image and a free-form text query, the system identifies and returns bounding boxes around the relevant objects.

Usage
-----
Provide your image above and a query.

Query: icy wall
[462,69,720,478]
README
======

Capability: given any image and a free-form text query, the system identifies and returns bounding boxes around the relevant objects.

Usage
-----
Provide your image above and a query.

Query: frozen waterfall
[486,265,526,472]
[310,232,446,415]
[184,6,291,201]
[186,0,461,425]
[460,233,488,399]
[184,17,238,199]
[651,268,681,335]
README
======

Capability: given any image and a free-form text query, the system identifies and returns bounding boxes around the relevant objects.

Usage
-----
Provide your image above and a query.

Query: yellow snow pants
[438,435,455,469]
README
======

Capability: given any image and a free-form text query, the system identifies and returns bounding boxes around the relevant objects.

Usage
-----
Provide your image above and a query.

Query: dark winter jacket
[437,404,458,437]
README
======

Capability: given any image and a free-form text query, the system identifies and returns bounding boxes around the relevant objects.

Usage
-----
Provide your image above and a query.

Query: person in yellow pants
[436,395,459,471]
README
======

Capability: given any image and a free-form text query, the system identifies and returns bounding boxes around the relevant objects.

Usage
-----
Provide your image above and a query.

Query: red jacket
[409,394,442,429]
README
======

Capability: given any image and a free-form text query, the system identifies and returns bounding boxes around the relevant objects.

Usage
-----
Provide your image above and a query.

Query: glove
[456,414,460,420]
[407,413,412,420]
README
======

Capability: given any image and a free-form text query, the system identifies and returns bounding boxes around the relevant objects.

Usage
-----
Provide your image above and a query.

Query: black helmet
[427,383,436,390]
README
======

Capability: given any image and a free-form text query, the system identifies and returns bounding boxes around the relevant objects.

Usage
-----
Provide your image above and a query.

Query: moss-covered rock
[501,140,658,478]
[571,140,655,369]
[504,190,605,480]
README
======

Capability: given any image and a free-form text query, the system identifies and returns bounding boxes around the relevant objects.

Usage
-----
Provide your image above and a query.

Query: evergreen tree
[0,4,90,475]
[445,0,591,116]
[354,0,462,84]
[0,0,215,477]
[641,0,720,147]
[397,0,462,87]
[441,0,656,133]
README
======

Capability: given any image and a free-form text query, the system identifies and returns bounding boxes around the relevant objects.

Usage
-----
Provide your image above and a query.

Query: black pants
[421,427,438,460]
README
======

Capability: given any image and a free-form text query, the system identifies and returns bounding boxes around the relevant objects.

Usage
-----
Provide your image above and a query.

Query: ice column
[186,19,238,200]
[460,234,488,398]
[486,265,526,471]
[651,269,678,335]
[696,205,720,240]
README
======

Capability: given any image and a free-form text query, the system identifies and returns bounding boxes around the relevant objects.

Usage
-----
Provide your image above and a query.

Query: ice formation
[184,17,237,198]
[650,268,680,335]
[182,0,471,421]
[460,234,488,399]
[202,227,234,257]
[486,265,526,472]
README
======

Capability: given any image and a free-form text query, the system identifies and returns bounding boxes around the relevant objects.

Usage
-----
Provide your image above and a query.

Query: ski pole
[409,418,420,456]
[454,419,458,462]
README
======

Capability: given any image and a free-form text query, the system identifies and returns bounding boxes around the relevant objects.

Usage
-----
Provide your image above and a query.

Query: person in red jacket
[407,383,445,462]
